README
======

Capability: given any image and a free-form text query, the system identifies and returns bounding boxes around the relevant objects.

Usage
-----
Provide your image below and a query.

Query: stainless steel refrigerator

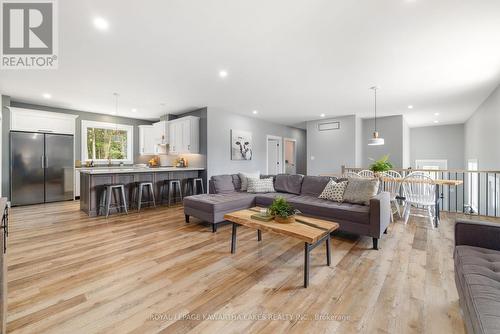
[10,131,74,206]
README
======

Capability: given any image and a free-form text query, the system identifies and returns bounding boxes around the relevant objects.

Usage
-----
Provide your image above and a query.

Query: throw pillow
[238,172,260,191]
[247,177,275,193]
[318,180,348,202]
[211,175,236,194]
[342,177,380,205]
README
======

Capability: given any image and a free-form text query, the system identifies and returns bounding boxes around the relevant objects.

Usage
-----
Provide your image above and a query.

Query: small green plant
[268,197,299,218]
[369,155,393,172]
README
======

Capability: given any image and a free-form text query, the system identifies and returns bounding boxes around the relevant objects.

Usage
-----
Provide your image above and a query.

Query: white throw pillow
[318,180,348,202]
[239,172,260,191]
[247,177,275,193]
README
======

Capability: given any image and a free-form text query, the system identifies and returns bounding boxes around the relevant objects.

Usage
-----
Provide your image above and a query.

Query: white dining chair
[358,170,374,178]
[346,171,361,178]
[401,172,436,227]
[381,171,402,222]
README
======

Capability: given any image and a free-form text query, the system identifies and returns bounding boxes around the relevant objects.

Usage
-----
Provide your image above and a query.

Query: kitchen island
[79,167,204,216]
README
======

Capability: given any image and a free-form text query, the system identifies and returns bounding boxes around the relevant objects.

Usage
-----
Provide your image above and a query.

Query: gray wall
[362,115,404,168]
[2,98,155,197]
[410,124,465,169]
[207,110,306,178]
[465,83,500,170]
[306,115,357,175]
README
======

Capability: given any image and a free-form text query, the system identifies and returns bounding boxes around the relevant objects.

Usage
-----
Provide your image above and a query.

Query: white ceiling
[1,0,500,127]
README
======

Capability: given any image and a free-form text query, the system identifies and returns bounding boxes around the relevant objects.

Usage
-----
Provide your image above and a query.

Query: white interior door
[267,139,280,175]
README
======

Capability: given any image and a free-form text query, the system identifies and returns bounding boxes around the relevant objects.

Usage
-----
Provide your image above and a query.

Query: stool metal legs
[136,182,156,212]
[101,185,128,218]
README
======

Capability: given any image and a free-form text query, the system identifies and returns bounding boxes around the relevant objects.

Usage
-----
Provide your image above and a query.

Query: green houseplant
[268,197,300,224]
[369,155,393,173]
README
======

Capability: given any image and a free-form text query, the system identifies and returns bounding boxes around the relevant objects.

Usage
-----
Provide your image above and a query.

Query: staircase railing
[341,166,500,218]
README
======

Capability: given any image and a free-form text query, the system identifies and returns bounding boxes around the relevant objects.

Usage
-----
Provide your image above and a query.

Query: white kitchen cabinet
[168,116,199,154]
[139,125,156,155]
[10,107,78,134]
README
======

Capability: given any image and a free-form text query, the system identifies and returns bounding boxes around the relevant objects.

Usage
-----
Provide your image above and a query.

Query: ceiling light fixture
[42,93,51,99]
[434,112,440,116]
[407,105,413,109]
[320,113,325,118]
[252,110,258,115]
[93,17,109,30]
[131,108,137,112]
[219,70,228,78]
[434,120,439,124]
[368,86,384,146]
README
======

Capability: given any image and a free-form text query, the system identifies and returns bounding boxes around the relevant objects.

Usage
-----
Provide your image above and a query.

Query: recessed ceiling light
[110,111,117,115]
[320,113,326,118]
[434,112,440,116]
[433,120,439,124]
[131,108,137,112]
[93,17,109,30]
[407,105,413,109]
[252,110,258,115]
[219,70,228,78]
[42,93,51,99]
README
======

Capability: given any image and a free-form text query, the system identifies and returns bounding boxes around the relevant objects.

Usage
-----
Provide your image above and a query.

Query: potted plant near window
[369,155,393,176]
[268,197,300,224]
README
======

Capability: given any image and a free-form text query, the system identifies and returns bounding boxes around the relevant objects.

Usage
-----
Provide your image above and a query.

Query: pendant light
[112,93,121,142]
[368,86,384,146]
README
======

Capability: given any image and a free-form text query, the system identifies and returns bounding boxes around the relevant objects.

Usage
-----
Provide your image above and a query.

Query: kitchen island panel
[80,169,203,216]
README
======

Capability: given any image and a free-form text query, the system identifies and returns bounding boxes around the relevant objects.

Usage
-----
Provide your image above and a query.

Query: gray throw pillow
[211,175,235,194]
[343,177,380,205]
[247,177,275,193]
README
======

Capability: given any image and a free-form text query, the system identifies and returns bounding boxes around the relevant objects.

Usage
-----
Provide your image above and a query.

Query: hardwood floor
[5,200,477,333]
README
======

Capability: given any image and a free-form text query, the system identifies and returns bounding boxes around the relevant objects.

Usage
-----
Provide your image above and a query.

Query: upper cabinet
[138,125,155,155]
[168,116,199,154]
[10,107,78,134]
[141,116,199,155]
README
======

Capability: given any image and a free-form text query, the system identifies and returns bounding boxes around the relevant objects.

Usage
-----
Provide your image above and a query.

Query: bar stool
[132,182,156,212]
[160,179,183,206]
[99,184,128,218]
[184,177,205,196]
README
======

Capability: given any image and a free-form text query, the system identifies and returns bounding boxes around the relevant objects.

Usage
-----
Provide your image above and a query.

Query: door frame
[283,137,297,174]
[266,135,283,175]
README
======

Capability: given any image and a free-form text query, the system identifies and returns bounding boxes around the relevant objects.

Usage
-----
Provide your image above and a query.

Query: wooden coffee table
[224,208,339,288]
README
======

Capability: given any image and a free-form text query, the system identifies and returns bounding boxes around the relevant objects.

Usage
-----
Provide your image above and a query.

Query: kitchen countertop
[78,167,205,175]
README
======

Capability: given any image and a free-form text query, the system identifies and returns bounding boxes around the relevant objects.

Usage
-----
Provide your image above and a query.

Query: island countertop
[79,167,204,216]
[78,167,205,175]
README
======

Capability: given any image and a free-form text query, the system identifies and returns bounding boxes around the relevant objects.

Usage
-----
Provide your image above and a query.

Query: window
[415,159,447,179]
[81,121,133,163]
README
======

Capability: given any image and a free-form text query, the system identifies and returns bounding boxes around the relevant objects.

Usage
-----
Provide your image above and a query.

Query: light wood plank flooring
[5,200,479,333]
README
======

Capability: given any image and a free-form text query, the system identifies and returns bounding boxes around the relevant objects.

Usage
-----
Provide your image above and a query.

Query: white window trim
[81,120,134,163]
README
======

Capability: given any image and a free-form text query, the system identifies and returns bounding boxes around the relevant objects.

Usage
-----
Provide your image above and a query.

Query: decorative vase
[274,215,296,224]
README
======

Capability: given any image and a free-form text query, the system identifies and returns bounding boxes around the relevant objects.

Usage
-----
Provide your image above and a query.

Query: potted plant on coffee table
[268,197,300,224]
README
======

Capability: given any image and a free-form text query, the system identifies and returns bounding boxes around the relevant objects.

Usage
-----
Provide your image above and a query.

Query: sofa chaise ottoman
[183,174,391,249]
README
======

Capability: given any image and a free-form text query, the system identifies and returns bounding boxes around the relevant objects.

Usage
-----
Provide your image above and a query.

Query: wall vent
[317,121,340,131]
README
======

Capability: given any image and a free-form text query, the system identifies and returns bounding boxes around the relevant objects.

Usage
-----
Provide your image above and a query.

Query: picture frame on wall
[231,130,253,160]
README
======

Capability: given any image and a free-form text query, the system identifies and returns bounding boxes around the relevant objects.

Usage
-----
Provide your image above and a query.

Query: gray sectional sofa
[183,174,391,249]
[454,219,500,334]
